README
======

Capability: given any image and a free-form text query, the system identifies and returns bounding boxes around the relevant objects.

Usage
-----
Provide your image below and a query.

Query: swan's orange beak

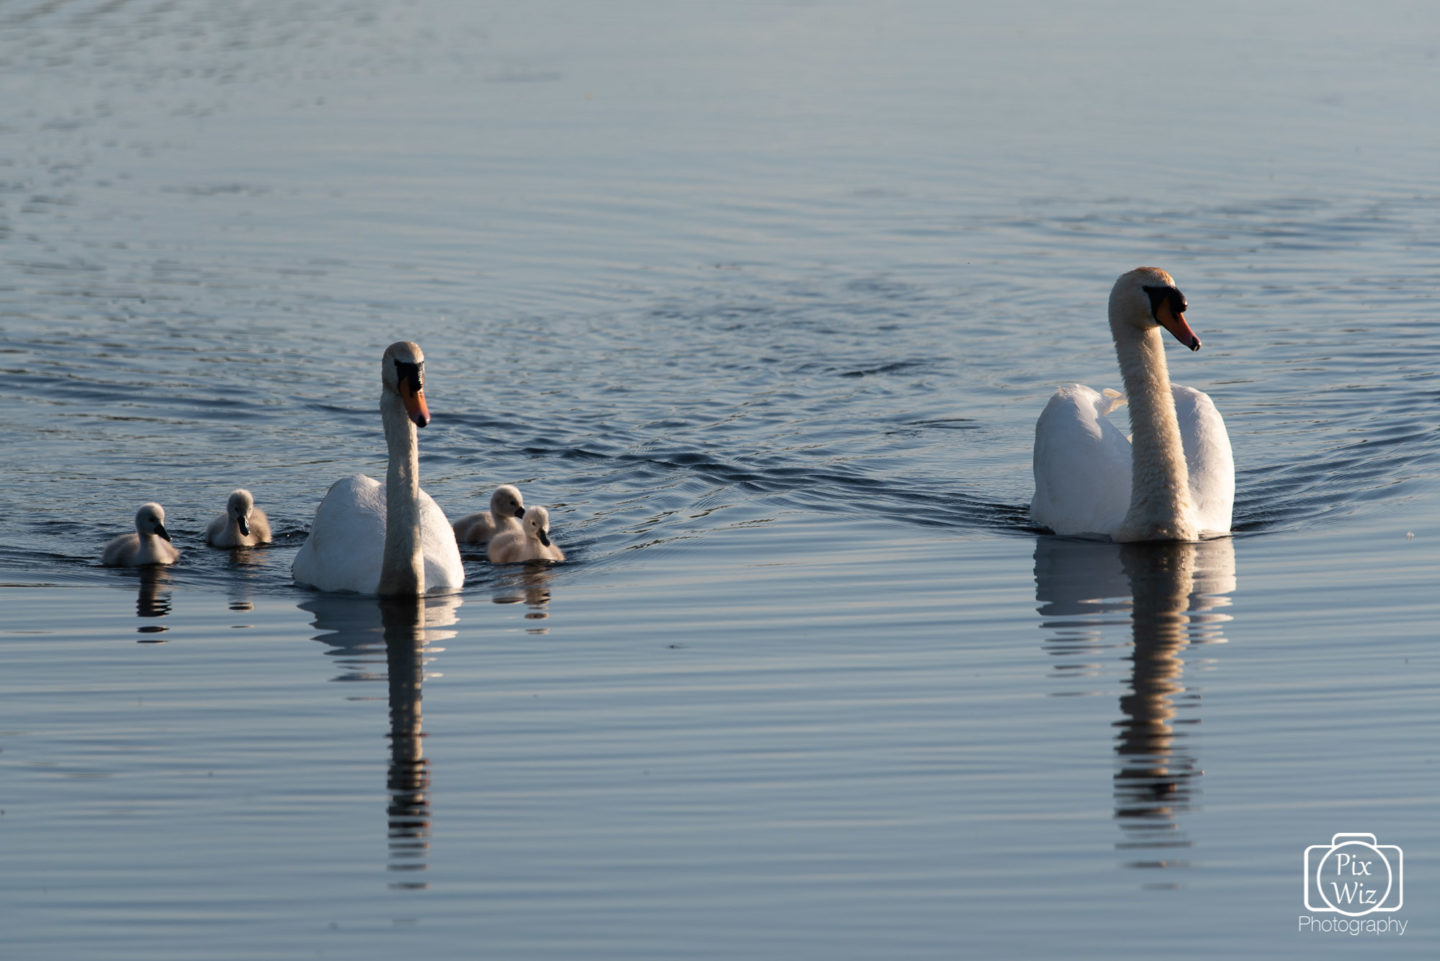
[401,381,431,427]
[1157,300,1202,352]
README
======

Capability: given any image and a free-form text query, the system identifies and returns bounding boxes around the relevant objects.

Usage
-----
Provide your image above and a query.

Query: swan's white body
[1031,268,1234,542]
[292,474,462,592]
[103,502,180,566]
[206,488,272,548]
[292,342,465,595]
[488,505,565,564]
[453,484,526,545]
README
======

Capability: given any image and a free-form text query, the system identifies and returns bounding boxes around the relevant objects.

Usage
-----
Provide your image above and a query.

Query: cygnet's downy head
[524,505,553,547]
[1109,266,1201,351]
[492,484,526,521]
[381,340,430,427]
[136,502,171,541]
[227,489,255,537]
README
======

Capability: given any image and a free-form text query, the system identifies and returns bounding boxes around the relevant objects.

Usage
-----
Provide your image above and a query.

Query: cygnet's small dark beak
[156,525,172,542]
[513,506,526,519]
[238,517,251,537]
[538,529,551,547]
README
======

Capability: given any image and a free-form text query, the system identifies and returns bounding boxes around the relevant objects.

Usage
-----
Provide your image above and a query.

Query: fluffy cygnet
[206,488,273,548]
[102,502,180,567]
[488,504,564,564]
[453,484,526,545]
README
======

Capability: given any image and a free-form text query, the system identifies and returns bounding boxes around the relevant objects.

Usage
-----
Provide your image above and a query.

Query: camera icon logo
[1303,833,1403,916]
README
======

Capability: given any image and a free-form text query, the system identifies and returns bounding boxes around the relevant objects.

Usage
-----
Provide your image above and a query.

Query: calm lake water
[3,1,1440,957]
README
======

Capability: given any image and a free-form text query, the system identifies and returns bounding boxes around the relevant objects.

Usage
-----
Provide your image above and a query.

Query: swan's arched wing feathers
[291,474,385,593]
[1171,385,1235,536]
[1031,385,1133,537]
[417,490,465,590]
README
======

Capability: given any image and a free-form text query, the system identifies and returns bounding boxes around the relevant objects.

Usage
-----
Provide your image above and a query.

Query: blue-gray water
[3,1,1439,957]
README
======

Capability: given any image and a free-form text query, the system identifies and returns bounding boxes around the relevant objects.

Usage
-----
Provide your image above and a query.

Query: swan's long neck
[1114,325,1196,542]
[379,391,425,595]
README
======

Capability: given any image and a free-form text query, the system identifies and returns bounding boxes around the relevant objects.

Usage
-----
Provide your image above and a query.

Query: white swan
[292,341,465,595]
[452,485,526,545]
[206,488,273,548]
[488,505,565,564]
[1031,267,1234,542]
[102,502,181,566]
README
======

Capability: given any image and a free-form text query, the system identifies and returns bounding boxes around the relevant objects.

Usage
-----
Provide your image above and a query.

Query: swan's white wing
[292,474,386,593]
[417,490,465,591]
[1031,384,1133,538]
[1171,385,1234,536]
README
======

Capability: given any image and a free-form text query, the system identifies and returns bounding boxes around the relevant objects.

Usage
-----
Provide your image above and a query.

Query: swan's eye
[1142,285,1187,319]
[395,360,424,393]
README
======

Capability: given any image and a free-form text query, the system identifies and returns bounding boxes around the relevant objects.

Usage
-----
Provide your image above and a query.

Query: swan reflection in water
[220,544,273,614]
[1034,537,1235,879]
[135,567,173,639]
[300,592,462,889]
[489,563,556,634]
